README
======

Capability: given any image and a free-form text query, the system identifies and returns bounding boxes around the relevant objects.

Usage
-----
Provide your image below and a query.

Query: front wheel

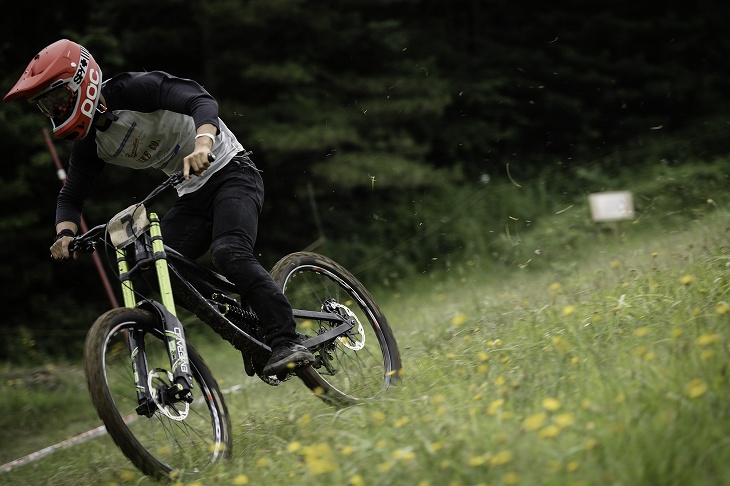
[83,307,231,480]
[271,252,402,406]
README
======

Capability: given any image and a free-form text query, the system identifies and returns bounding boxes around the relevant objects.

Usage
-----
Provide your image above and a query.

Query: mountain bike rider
[4,39,314,376]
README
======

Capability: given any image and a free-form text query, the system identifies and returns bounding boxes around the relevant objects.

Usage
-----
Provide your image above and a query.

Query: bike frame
[109,208,354,408]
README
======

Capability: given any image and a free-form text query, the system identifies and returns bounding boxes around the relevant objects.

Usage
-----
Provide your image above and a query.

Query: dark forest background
[2,0,729,362]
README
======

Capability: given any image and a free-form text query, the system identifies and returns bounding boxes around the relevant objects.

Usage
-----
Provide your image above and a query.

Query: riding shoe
[262,341,315,376]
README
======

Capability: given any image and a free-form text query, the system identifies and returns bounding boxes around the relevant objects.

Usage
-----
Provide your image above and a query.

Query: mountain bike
[70,169,402,480]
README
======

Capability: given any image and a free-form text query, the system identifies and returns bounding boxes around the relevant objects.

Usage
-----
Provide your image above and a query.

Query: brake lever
[171,153,216,186]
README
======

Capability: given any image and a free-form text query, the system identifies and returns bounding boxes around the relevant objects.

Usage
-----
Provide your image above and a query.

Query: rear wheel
[83,307,231,480]
[271,252,402,405]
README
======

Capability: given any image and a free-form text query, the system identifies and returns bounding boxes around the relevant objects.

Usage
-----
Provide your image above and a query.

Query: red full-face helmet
[4,39,102,141]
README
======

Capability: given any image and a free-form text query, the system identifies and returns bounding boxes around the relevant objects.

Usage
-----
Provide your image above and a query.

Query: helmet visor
[31,84,77,123]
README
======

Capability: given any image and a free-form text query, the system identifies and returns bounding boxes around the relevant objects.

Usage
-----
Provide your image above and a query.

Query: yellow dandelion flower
[256,457,270,467]
[445,353,456,359]
[610,260,620,269]
[477,364,489,373]
[686,379,708,398]
[297,414,311,426]
[635,345,647,357]
[394,417,409,428]
[490,450,513,465]
[566,461,580,472]
[495,376,506,386]
[542,397,561,411]
[478,351,490,361]
[468,455,486,467]
[451,313,467,325]
[341,445,354,456]
[392,448,416,461]
[523,412,547,431]
[716,302,730,315]
[552,336,572,353]
[303,444,336,476]
[539,425,561,438]
[634,327,650,337]
[287,441,302,453]
[652,252,658,258]
[585,437,598,450]
[671,328,684,338]
[644,351,656,362]
[488,398,505,414]
[376,439,388,448]
[350,475,364,486]
[372,411,385,423]
[503,472,520,485]
[680,275,695,285]
[429,441,444,452]
[571,356,579,365]
[553,413,575,427]
[232,475,249,485]
[697,333,719,346]
[563,305,576,316]
[120,470,136,482]
[377,461,393,473]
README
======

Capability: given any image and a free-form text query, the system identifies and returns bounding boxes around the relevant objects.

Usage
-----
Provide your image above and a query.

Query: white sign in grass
[588,191,635,222]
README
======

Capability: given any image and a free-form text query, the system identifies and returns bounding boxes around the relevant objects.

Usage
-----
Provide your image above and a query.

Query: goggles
[30,84,77,123]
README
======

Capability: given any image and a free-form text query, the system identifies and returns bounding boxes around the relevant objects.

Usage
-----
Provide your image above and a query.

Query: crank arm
[300,321,354,348]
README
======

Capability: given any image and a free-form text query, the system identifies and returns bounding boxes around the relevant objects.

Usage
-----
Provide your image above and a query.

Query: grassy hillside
[2,165,729,485]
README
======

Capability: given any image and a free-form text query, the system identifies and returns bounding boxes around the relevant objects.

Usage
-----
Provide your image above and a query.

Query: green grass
[2,205,730,485]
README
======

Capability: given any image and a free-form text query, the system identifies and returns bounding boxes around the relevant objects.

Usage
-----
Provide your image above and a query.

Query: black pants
[160,155,298,348]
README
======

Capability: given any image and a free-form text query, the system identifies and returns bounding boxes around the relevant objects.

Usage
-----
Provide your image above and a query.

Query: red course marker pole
[42,128,119,308]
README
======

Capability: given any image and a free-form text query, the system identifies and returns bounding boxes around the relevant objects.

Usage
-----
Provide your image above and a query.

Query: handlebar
[67,153,217,254]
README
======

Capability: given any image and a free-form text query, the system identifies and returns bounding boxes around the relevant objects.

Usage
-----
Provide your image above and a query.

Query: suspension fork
[115,213,194,407]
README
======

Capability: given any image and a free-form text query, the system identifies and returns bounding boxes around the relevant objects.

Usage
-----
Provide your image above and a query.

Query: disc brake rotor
[326,302,365,351]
